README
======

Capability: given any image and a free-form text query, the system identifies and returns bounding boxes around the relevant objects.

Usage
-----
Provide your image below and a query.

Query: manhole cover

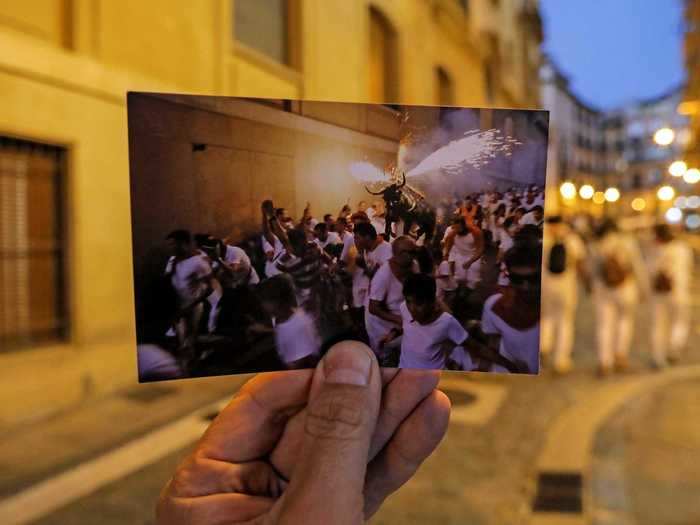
[122,384,177,403]
[532,471,583,513]
[442,389,477,407]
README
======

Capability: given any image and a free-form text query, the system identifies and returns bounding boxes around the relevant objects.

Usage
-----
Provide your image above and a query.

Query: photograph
[127,93,549,381]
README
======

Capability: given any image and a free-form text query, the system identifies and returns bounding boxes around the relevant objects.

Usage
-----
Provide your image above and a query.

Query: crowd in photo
[137,185,548,380]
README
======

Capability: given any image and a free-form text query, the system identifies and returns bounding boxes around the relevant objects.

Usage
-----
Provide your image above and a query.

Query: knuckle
[305,386,368,440]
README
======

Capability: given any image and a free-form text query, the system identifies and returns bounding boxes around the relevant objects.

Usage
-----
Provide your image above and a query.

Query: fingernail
[324,345,372,386]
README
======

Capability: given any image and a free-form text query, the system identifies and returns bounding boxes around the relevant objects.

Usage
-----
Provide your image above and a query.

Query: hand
[156,342,450,525]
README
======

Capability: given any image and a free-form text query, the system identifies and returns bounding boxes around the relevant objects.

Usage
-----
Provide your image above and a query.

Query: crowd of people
[138,185,549,379]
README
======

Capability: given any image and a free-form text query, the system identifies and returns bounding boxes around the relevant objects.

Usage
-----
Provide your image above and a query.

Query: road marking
[439,378,508,426]
[0,398,230,525]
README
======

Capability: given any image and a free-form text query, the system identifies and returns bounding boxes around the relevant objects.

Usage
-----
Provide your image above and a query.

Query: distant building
[682,0,700,170]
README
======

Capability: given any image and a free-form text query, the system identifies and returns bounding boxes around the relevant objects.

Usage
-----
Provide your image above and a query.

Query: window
[0,137,67,351]
[435,67,455,106]
[234,0,295,65]
[369,7,399,103]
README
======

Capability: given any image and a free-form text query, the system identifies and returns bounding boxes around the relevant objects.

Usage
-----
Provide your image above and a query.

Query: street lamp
[604,187,620,202]
[560,181,577,200]
[579,184,594,199]
[653,127,675,146]
[668,160,687,177]
[657,185,675,201]
[631,197,646,211]
[665,207,682,223]
[592,191,606,204]
[683,168,700,184]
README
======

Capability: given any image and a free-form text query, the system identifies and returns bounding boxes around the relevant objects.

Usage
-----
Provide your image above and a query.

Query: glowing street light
[560,181,577,200]
[592,191,606,204]
[683,168,700,184]
[657,185,675,201]
[604,187,620,202]
[579,184,594,199]
[665,207,682,223]
[653,127,675,146]
[631,197,646,211]
[668,160,687,177]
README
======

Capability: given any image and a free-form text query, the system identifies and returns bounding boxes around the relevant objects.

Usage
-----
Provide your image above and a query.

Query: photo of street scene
[128,94,549,380]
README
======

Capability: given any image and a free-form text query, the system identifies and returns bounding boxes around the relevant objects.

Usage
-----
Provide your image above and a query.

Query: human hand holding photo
[156,341,451,525]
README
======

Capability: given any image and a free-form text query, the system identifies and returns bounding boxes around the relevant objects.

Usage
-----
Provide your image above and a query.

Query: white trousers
[540,286,577,371]
[594,282,637,368]
[651,295,690,365]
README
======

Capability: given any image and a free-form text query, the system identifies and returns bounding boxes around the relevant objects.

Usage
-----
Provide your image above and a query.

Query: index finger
[197,369,313,463]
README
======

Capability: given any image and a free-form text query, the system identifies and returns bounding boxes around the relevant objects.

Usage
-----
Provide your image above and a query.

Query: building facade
[682,0,700,169]
[0,0,543,428]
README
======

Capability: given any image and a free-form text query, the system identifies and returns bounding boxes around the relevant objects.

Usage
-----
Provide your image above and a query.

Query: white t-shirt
[274,309,321,365]
[262,234,285,278]
[398,302,468,369]
[436,260,457,297]
[365,263,405,351]
[371,216,387,237]
[650,240,693,302]
[221,245,260,286]
[165,254,212,307]
[497,233,514,286]
[340,234,355,263]
[366,239,393,269]
[543,232,585,296]
[481,294,540,374]
[315,231,341,250]
[521,211,542,226]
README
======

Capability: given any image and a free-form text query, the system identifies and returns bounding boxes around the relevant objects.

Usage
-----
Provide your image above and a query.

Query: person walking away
[649,224,693,368]
[592,219,649,376]
[540,216,589,374]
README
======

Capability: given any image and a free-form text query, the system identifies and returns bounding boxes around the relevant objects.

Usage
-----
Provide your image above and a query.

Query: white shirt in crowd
[262,234,285,278]
[273,308,321,365]
[219,245,260,286]
[365,262,405,350]
[366,239,393,269]
[542,231,585,297]
[435,260,457,298]
[398,302,468,369]
[165,254,212,307]
[315,231,341,250]
[650,239,693,302]
[520,211,541,226]
[481,293,540,374]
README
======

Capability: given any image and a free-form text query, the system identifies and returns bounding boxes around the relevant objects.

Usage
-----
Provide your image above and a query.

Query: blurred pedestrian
[591,219,649,376]
[649,224,694,368]
[540,216,589,374]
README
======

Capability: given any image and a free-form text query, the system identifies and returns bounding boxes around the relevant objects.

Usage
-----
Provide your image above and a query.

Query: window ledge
[232,42,302,88]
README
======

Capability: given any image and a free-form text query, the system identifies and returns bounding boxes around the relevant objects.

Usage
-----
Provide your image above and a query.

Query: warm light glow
[665,207,682,223]
[668,160,687,177]
[592,191,606,204]
[675,196,688,209]
[579,184,594,199]
[688,196,700,209]
[653,127,675,146]
[604,187,620,202]
[657,185,675,201]
[683,168,700,184]
[631,197,646,211]
[560,181,577,200]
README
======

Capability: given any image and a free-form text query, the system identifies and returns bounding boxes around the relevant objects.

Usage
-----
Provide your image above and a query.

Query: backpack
[601,254,628,288]
[653,271,673,294]
[548,240,567,274]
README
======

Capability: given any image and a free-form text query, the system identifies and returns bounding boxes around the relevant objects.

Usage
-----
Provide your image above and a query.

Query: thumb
[278,341,380,525]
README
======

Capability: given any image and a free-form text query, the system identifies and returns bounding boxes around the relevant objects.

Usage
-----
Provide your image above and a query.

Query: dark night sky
[539,0,686,110]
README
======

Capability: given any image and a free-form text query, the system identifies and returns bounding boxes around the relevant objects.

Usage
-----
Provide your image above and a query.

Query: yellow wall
[0,0,541,428]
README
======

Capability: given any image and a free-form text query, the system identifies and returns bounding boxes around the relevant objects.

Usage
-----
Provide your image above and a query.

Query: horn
[365,186,384,196]
[398,171,406,188]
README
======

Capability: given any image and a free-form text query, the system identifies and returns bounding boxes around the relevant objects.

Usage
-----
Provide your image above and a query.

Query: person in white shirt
[313,222,342,255]
[433,246,457,304]
[480,244,542,374]
[520,205,544,228]
[261,201,285,278]
[354,222,393,281]
[540,216,589,374]
[365,236,417,363]
[165,230,215,351]
[380,273,468,370]
[443,217,484,289]
[648,224,694,368]
[254,275,321,369]
[592,219,650,376]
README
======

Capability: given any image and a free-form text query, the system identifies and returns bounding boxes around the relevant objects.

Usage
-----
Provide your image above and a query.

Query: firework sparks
[349,161,387,183]
[405,129,521,178]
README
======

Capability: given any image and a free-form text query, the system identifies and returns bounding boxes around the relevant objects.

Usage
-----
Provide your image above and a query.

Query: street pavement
[1,252,698,525]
